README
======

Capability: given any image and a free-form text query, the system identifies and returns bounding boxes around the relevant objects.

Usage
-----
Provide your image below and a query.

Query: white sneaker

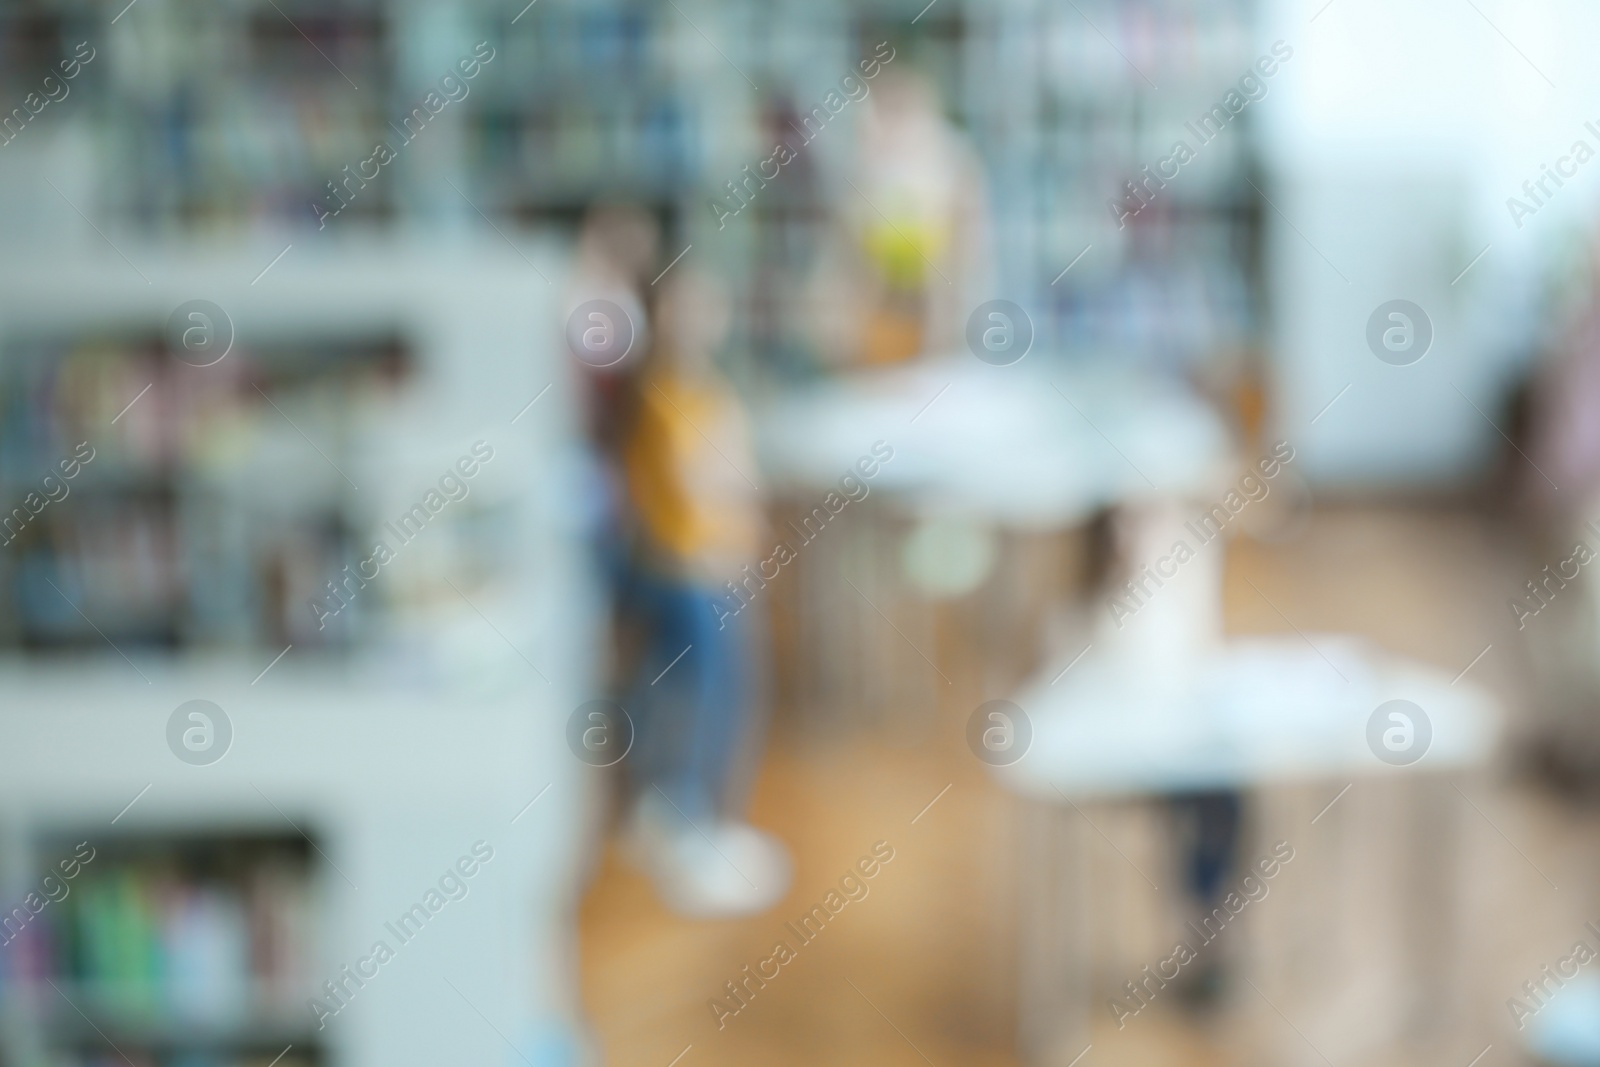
[626,797,793,918]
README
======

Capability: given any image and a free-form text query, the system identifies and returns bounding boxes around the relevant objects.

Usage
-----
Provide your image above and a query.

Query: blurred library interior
[6,0,1600,1066]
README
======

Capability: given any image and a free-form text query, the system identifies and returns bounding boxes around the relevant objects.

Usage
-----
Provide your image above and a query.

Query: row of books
[50,1051,316,1067]
[4,854,318,1021]
[0,0,709,230]
[468,100,699,208]
[1,336,401,474]
[2,490,357,651]
[2,341,229,476]
[0,338,376,650]
[1048,255,1256,374]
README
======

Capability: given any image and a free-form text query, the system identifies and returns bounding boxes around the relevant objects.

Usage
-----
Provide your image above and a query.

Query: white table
[754,358,1234,526]
[1000,635,1498,800]
[749,357,1236,740]
[994,634,1500,1066]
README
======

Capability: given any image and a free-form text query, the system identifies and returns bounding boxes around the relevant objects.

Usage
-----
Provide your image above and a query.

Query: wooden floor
[576,506,1596,1067]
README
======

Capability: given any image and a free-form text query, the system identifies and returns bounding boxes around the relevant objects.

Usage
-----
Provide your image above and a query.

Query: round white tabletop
[753,357,1234,528]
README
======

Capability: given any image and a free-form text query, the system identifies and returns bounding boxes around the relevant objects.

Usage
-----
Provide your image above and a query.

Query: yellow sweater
[622,373,762,579]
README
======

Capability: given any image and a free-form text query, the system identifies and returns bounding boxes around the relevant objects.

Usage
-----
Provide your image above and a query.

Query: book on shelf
[3,837,322,1066]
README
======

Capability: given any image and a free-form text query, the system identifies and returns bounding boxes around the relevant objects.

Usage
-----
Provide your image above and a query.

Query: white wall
[1259,0,1600,487]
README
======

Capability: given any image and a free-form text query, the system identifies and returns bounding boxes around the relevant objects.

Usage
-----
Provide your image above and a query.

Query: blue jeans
[621,566,755,823]
[1169,790,1242,904]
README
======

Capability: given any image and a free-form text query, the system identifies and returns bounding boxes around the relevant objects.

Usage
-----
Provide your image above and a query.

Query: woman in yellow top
[808,68,994,368]
[616,269,791,917]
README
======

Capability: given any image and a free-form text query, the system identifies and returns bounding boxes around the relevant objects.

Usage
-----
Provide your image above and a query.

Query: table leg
[1018,797,1093,1065]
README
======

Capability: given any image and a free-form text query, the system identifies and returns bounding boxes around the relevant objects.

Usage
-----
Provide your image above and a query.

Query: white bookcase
[0,241,599,1067]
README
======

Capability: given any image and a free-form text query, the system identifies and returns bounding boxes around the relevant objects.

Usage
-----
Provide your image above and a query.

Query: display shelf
[3,0,1265,384]
[978,0,1266,379]
[0,651,590,1067]
[0,239,593,1067]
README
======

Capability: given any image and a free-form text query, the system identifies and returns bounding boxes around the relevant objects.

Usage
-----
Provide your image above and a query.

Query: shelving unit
[645,0,1264,385]
[968,0,1264,386]
[2,0,1264,387]
[0,242,594,1067]
[466,5,702,218]
[0,652,590,1067]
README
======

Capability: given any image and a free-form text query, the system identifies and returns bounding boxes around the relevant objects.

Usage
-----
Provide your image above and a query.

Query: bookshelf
[0,652,592,1067]
[968,0,1265,390]
[0,240,593,1067]
[1,0,1265,388]
[639,0,1264,387]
